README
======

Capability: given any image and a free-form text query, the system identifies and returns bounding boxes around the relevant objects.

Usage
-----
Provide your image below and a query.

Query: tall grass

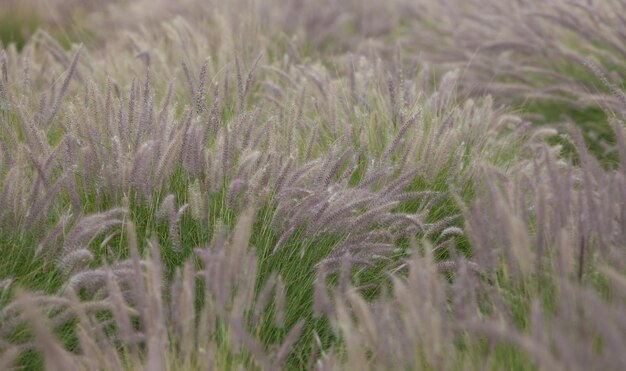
[0,0,625,370]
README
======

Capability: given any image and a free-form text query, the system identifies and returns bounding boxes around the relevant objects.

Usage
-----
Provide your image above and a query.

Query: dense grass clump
[0,1,626,370]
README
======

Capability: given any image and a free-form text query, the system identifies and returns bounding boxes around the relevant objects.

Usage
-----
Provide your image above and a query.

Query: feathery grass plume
[60,208,127,258]
[194,59,209,114]
[57,248,94,275]
[46,45,82,126]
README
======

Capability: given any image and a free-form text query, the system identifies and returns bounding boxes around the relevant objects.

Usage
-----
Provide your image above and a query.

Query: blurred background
[0,0,113,50]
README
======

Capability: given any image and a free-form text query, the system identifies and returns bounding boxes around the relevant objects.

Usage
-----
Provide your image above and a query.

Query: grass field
[0,0,625,370]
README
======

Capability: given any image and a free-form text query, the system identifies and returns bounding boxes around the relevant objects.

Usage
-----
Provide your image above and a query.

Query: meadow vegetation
[0,0,625,370]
